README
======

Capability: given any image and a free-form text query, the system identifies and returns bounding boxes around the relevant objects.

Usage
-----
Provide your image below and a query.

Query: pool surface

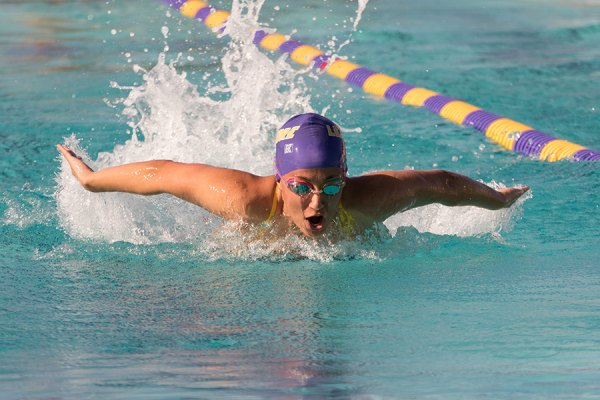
[1,0,600,398]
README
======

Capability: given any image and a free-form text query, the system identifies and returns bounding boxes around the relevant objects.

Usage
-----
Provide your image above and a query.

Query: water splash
[330,0,370,55]
[196,220,386,262]
[56,2,312,245]
[385,182,532,238]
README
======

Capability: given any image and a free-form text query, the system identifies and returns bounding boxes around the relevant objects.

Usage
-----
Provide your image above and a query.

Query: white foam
[196,220,385,262]
[385,182,532,237]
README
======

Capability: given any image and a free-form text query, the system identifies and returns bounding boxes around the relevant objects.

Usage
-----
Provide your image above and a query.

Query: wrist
[80,171,97,192]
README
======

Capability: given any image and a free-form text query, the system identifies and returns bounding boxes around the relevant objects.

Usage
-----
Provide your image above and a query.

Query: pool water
[1,0,600,398]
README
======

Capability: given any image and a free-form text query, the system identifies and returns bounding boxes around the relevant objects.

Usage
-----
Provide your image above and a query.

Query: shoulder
[240,174,278,222]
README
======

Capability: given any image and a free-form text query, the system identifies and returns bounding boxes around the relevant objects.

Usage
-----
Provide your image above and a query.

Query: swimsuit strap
[266,184,280,222]
[338,199,356,234]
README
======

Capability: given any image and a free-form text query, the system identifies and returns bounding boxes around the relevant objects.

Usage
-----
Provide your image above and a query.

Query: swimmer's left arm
[346,170,529,221]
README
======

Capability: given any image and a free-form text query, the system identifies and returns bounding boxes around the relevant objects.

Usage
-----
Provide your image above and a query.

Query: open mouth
[306,215,325,231]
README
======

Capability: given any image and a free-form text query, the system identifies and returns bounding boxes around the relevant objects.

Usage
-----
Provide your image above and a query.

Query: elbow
[429,169,457,187]
[438,169,458,185]
[428,170,481,207]
[433,170,462,206]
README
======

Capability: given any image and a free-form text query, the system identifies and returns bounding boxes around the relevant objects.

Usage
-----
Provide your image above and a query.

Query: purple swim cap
[275,113,346,179]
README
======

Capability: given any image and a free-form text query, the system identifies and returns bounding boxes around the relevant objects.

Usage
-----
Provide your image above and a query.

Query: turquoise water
[2,0,600,398]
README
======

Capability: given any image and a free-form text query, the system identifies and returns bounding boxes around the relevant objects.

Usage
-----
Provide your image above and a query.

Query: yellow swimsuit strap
[266,184,280,222]
[338,199,356,233]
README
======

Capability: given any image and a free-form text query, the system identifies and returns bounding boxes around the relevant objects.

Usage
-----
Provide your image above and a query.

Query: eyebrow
[292,175,342,182]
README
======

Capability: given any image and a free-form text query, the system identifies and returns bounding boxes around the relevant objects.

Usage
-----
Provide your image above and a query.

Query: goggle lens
[322,184,342,196]
[286,179,344,197]
[289,182,311,196]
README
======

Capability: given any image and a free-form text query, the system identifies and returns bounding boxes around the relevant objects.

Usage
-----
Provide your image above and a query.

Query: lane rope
[161,0,600,162]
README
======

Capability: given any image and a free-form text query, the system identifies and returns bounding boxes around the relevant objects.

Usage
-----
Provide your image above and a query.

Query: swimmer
[57,113,529,237]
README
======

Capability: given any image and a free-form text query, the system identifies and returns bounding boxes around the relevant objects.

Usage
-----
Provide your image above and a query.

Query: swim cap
[275,113,346,179]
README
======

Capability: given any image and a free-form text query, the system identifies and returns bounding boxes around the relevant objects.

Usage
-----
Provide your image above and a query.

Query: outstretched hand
[498,186,530,207]
[57,144,94,188]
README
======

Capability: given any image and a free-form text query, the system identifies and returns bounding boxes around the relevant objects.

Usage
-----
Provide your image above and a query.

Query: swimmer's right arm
[57,144,275,222]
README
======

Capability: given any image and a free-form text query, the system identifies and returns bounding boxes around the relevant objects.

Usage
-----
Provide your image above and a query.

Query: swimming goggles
[285,177,345,197]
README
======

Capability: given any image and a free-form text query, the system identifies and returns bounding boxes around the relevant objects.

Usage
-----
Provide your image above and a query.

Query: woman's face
[279,167,345,236]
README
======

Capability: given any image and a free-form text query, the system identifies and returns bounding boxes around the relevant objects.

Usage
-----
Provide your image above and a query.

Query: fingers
[512,186,530,200]
[57,144,80,160]
[56,144,67,155]
[499,186,530,207]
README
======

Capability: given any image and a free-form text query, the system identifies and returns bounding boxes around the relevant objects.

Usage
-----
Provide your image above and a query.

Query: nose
[308,191,325,210]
